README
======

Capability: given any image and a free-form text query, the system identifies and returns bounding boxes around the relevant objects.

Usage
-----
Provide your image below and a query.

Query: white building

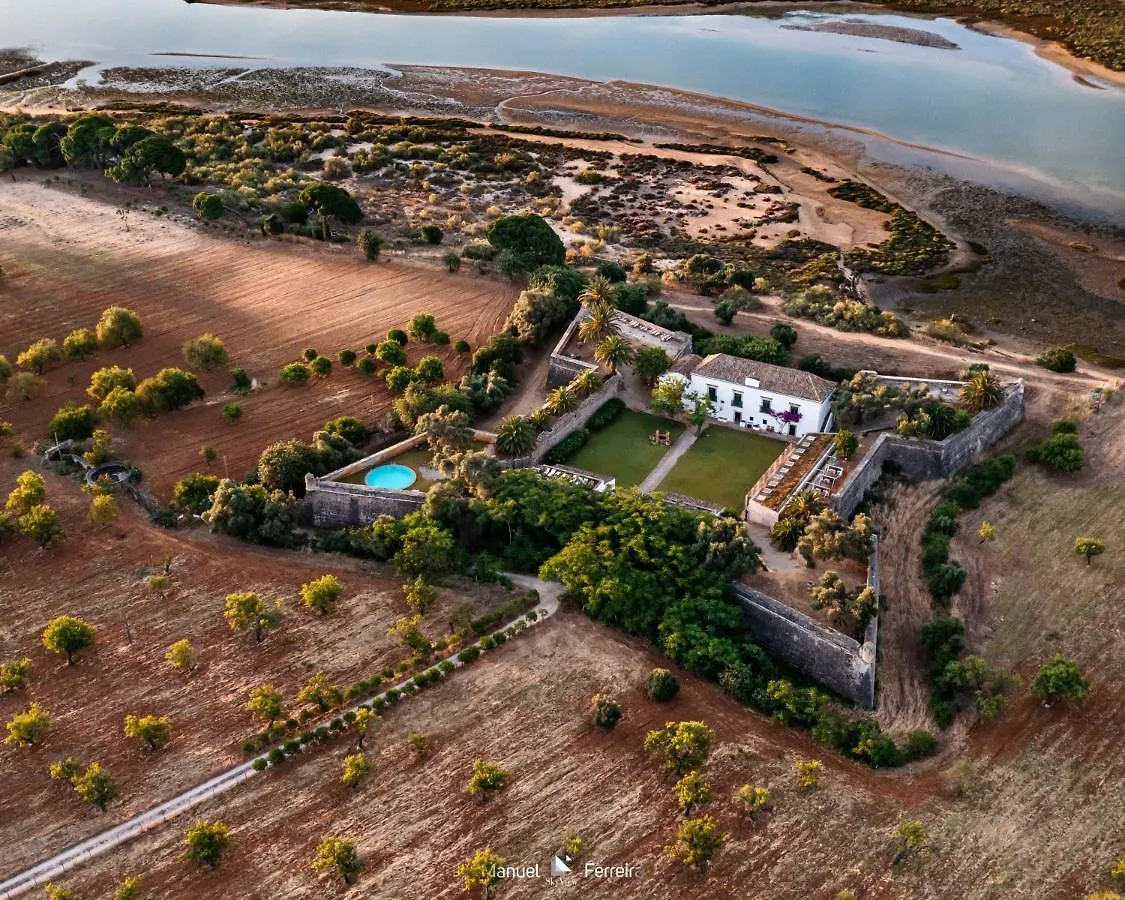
[662,353,836,438]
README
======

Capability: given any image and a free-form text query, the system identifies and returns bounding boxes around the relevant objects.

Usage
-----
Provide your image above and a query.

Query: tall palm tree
[578,300,618,345]
[958,370,1003,414]
[578,274,614,307]
[786,490,826,523]
[594,334,636,374]
[571,368,604,398]
[495,415,536,458]
[545,385,580,416]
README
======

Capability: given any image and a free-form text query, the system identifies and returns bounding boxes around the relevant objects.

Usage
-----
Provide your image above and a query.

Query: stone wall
[547,313,597,388]
[831,380,1024,519]
[731,537,880,708]
[531,375,624,464]
[302,479,425,528]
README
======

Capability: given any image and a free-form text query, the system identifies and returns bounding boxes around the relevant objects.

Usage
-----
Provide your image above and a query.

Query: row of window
[705,384,798,415]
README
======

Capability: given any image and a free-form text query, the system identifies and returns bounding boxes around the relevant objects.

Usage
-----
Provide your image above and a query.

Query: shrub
[586,398,626,431]
[311,356,332,377]
[421,224,443,244]
[17,338,61,375]
[833,430,859,460]
[337,348,357,367]
[250,758,267,771]
[88,365,137,401]
[591,694,622,729]
[444,251,462,272]
[279,362,311,386]
[902,729,939,760]
[432,330,450,346]
[457,645,481,664]
[357,230,382,260]
[62,328,98,360]
[268,747,285,766]
[409,313,437,342]
[135,368,204,413]
[222,404,242,423]
[465,759,510,799]
[545,428,589,464]
[357,356,377,375]
[47,403,98,441]
[646,668,680,702]
[96,306,143,348]
[453,339,471,353]
[193,191,223,221]
[1036,346,1077,372]
[1027,431,1084,472]
[1032,655,1089,702]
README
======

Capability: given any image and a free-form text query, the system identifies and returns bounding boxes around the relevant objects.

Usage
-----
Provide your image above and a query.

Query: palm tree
[545,385,580,416]
[571,369,604,397]
[594,334,636,374]
[786,490,826,523]
[495,415,536,458]
[578,300,618,345]
[527,408,551,431]
[579,274,614,307]
[958,370,1003,414]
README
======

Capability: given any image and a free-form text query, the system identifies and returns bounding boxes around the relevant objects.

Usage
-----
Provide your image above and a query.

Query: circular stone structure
[364,464,418,490]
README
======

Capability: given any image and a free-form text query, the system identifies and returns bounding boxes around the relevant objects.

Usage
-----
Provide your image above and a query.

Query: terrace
[744,433,834,525]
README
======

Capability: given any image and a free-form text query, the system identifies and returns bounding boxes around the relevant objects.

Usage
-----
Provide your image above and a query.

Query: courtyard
[657,425,785,511]
[565,410,685,487]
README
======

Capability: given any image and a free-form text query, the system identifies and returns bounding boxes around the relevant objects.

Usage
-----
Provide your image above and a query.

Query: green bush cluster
[545,428,589,464]
[585,398,626,431]
[918,456,1017,725]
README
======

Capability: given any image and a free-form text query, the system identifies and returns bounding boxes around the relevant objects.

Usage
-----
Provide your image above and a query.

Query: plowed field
[0,176,518,497]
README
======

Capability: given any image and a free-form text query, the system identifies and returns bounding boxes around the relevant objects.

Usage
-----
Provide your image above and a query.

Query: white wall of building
[662,372,831,438]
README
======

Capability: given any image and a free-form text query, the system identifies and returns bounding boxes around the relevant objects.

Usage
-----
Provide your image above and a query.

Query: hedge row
[545,428,589,464]
[919,455,1016,726]
[586,398,626,431]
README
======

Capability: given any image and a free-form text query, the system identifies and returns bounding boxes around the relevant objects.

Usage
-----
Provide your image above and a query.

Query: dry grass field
[0,176,519,497]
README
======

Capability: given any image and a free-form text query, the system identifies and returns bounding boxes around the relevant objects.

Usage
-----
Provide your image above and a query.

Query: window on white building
[732,392,743,408]
[707,385,717,402]
[760,397,772,413]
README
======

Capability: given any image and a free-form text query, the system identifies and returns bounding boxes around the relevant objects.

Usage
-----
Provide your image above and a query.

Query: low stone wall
[531,375,624,464]
[830,380,1024,519]
[731,537,879,708]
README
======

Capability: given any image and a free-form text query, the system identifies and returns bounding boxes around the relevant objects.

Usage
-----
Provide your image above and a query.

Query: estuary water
[2,0,1124,216]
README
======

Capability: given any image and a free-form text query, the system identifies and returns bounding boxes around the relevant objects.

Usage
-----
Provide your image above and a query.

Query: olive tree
[458,849,504,899]
[123,714,173,751]
[296,672,342,713]
[224,592,284,643]
[1032,655,1090,703]
[301,575,342,615]
[246,684,285,727]
[4,702,50,747]
[1074,536,1105,565]
[0,657,31,693]
[165,639,196,673]
[182,820,231,868]
[5,470,45,515]
[665,815,725,870]
[465,760,509,801]
[72,762,117,811]
[673,772,713,816]
[42,616,96,665]
[95,306,144,348]
[340,753,371,790]
[312,836,364,884]
[16,338,61,375]
[643,720,715,776]
[183,333,230,371]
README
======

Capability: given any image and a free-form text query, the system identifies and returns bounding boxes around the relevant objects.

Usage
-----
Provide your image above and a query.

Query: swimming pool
[363,464,418,490]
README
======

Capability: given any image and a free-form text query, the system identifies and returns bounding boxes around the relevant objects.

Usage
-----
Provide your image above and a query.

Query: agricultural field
[0,178,518,498]
[0,450,525,877]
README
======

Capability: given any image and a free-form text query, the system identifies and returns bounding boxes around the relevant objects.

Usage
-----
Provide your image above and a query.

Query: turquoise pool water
[364,464,417,490]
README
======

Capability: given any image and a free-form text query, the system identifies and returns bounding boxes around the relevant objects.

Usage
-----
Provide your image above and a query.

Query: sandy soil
[0,176,519,498]
[0,452,519,878]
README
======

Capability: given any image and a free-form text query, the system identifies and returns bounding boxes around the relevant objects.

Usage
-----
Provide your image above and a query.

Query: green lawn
[657,425,784,510]
[565,410,684,487]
